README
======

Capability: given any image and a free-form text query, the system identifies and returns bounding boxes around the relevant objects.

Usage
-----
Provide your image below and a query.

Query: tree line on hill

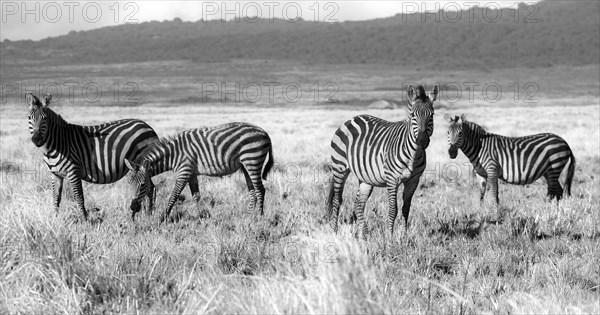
[1,0,598,69]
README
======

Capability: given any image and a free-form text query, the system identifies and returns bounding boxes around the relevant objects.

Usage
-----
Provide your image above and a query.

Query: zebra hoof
[343,212,357,224]
[355,228,368,240]
[199,210,211,219]
[159,214,168,224]
[330,222,339,234]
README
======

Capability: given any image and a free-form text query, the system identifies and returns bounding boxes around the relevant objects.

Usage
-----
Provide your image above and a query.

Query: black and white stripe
[326,84,439,237]
[125,122,274,222]
[445,114,576,207]
[26,93,159,220]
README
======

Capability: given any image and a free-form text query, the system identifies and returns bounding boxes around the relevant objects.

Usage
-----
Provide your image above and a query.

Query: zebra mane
[414,85,429,102]
[463,120,487,135]
[128,169,146,185]
[137,134,179,162]
[43,106,68,126]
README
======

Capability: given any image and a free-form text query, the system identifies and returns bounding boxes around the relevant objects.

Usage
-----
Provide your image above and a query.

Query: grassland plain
[0,61,599,314]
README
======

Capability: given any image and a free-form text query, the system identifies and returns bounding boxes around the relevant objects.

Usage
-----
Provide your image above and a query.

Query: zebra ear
[26,93,41,109]
[42,94,52,107]
[429,84,439,102]
[406,85,416,110]
[407,85,416,102]
[443,113,452,122]
[124,159,138,172]
[460,114,467,122]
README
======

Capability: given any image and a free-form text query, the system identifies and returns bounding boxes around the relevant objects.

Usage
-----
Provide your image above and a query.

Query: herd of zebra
[24,85,576,238]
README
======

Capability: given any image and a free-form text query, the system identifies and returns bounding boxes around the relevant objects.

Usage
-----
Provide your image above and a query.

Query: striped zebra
[326,84,439,238]
[444,114,576,209]
[124,122,274,222]
[26,93,159,220]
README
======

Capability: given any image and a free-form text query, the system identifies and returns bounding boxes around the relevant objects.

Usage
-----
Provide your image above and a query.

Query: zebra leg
[241,168,256,213]
[145,178,156,215]
[401,176,420,230]
[329,168,350,233]
[161,175,190,223]
[344,190,361,224]
[254,180,266,216]
[246,165,266,216]
[487,169,501,221]
[475,173,487,204]
[189,176,211,219]
[67,174,88,220]
[51,174,64,214]
[544,171,563,203]
[240,160,266,215]
[354,182,373,240]
[386,183,399,235]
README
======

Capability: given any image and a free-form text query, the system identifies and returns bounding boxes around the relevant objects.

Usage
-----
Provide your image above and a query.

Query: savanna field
[0,61,599,314]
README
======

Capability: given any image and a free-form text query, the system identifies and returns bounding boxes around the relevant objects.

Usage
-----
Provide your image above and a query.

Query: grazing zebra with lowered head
[444,114,576,210]
[326,84,439,238]
[124,122,274,222]
[26,93,159,220]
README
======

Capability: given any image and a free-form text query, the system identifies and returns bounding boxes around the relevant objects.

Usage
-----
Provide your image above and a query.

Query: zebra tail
[564,152,576,197]
[261,147,275,180]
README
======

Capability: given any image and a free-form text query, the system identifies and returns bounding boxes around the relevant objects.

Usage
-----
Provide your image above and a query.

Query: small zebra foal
[125,122,274,222]
[26,93,158,220]
[445,114,576,210]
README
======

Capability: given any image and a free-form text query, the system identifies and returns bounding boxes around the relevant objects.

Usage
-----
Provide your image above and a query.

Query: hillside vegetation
[1,1,598,69]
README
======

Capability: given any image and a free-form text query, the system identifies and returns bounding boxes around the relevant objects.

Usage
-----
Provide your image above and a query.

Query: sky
[1,1,541,41]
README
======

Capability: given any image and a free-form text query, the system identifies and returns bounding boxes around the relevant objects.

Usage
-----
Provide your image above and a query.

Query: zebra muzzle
[31,134,44,147]
[417,133,430,149]
[130,201,141,214]
[448,145,458,159]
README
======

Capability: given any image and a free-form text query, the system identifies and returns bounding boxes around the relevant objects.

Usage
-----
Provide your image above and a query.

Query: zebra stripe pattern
[445,114,576,208]
[26,93,159,220]
[125,122,274,222]
[326,84,439,238]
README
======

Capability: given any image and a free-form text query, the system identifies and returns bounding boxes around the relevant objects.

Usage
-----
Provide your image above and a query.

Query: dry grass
[1,62,599,314]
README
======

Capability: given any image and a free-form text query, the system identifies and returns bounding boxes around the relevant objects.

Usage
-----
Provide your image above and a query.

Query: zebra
[124,122,274,222]
[444,114,576,210]
[26,93,159,220]
[326,84,439,238]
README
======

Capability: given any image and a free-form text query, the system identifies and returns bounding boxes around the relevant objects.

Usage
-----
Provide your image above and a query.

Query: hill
[1,0,598,69]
